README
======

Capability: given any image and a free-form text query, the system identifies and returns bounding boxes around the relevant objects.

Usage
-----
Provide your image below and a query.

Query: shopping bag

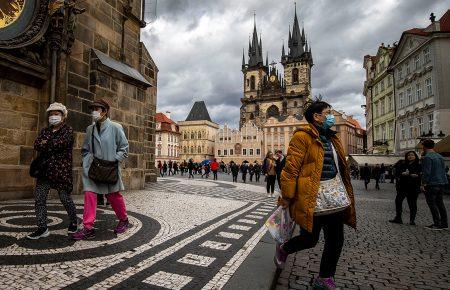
[265,206,295,244]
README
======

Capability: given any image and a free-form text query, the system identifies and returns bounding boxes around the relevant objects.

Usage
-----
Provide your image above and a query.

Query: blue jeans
[425,185,448,227]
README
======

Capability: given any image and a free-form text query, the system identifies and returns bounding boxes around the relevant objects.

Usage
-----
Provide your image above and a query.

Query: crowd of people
[23,98,448,290]
[157,149,287,198]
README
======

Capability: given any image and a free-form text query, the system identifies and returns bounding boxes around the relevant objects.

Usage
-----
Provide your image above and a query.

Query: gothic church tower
[281,5,313,98]
[240,5,313,129]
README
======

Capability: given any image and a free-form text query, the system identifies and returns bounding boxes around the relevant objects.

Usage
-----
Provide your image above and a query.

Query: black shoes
[26,228,50,240]
[409,221,416,226]
[389,219,402,224]
[425,224,443,230]
[67,223,79,234]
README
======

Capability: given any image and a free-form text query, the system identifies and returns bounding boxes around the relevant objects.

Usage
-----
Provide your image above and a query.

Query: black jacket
[275,156,286,176]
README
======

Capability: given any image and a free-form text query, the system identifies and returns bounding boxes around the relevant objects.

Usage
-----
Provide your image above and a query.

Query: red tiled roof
[404,28,429,36]
[155,112,175,124]
[156,112,180,134]
[439,9,450,32]
[348,117,362,129]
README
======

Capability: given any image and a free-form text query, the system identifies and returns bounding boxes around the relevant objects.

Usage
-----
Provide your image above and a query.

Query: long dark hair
[404,151,420,164]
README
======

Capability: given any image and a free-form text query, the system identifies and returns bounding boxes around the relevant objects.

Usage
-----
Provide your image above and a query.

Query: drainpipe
[391,70,397,155]
[49,9,65,103]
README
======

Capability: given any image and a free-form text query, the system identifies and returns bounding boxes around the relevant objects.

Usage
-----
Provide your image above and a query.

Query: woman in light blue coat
[73,99,130,240]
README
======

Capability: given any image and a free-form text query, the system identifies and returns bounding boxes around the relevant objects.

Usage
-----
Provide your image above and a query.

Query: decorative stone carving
[0,0,51,49]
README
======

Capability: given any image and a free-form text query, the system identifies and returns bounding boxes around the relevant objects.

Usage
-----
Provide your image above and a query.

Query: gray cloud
[142,0,449,128]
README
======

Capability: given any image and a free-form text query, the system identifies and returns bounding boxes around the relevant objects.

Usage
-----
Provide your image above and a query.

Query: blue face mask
[323,114,335,129]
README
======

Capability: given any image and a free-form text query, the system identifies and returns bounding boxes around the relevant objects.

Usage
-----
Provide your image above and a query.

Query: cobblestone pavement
[1,174,449,289]
[275,180,450,290]
[0,175,275,289]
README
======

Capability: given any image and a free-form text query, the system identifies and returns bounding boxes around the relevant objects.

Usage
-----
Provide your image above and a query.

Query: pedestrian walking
[360,163,371,190]
[421,139,448,230]
[389,151,421,225]
[211,158,219,180]
[241,162,248,183]
[265,152,276,197]
[249,163,255,182]
[254,161,261,182]
[168,160,173,176]
[373,164,381,190]
[188,159,194,179]
[180,161,185,176]
[380,163,386,183]
[275,150,286,190]
[231,162,239,182]
[173,162,179,175]
[72,99,130,240]
[157,161,163,177]
[27,103,78,239]
[162,161,168,177]
[275,100,356,290]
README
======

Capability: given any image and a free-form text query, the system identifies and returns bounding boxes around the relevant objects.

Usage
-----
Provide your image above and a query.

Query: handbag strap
[331,144,340,175]
[91,125,95,154]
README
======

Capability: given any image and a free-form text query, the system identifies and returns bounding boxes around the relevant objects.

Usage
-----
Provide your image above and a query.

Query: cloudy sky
[142,0,449,128]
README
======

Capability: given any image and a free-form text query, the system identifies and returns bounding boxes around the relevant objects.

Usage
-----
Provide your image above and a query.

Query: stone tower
[281,5,313,98]
[240,6,313,129]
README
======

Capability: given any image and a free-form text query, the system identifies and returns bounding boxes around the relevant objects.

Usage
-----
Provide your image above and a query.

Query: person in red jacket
[211,158,220,180]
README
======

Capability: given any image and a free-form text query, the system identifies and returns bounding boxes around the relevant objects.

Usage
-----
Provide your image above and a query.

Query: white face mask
[92,111,102,121]
[49,115,62,126]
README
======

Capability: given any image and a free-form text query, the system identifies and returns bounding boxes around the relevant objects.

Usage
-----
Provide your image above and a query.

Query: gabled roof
[348,117,362,129]
[185,101,212,122]
[389,10,450,67]
[155,113,180,134]
[155,112,175,124]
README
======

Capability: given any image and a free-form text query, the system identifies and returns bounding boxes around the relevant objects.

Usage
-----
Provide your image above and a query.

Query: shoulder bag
[314,144,351,216]
[88,126,119,184]
[29,152,49,179]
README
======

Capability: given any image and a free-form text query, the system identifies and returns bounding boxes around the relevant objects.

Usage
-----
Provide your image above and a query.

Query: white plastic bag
[265,206,295,244]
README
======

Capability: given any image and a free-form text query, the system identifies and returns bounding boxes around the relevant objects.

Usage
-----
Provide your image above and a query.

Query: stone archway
[266,105,280,118]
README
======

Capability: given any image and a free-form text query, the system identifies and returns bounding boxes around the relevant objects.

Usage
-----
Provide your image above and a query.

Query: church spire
[247,12,264,68]
[242,48,246,69]
[285,2,308,61]
[266,52,268,66]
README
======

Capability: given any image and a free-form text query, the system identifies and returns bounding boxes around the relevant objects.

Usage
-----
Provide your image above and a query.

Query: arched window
[294,101,298,107]
[190,146,194,153]
[247,79,250,87]
[183,147,187,153]
[198,131,201,139]
[191,132,194,139]
[266,105,280,118]
[250,75,255,90]
[250,113,254,120]
[184,133,187,139]
[292,68,299,84]
[198,146,202,153]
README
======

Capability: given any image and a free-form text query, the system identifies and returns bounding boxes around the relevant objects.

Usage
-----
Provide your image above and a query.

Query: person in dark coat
[162,161,168,177]
[380,163,386,183]
[373,164,381,190]
[249,164,255,182]
[157,161,163,177]
[254,161,262,182]
[188,159,194,179]
[231,162,239,182]
[360,163,371,190]
[275,150,286,190]
[389,151,421,225]
[168,160,173,176]
[241,162,248,183]
[27,103,78,240]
